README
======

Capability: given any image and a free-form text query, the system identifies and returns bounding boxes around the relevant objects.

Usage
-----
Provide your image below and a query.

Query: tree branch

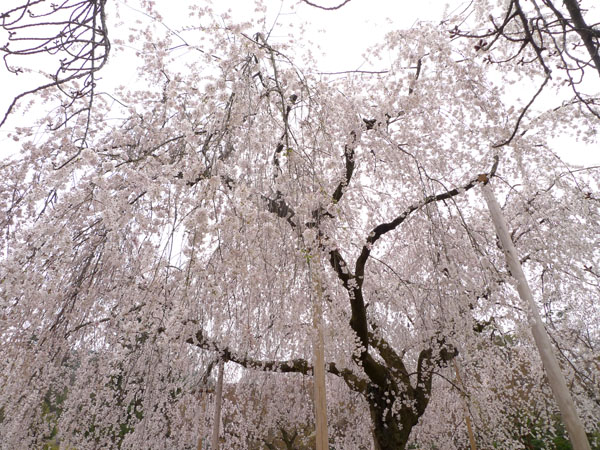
[184,327,367,392]
[492,74,549,148]
[355,157,499,285]
[415,338,458,416]
[1,0,110,130]
[262,192,298,228]
[368,332,411,386]
[331,130,360,203]
[561,0,600,79]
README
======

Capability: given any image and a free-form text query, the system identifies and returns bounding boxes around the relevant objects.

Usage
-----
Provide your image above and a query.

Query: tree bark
[367,384,418,450]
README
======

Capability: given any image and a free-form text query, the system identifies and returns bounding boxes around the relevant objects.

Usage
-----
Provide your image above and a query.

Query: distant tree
[1,2,599,450]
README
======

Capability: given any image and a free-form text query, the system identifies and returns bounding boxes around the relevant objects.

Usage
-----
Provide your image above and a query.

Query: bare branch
[0,0,110,134]
[493,74,550,148]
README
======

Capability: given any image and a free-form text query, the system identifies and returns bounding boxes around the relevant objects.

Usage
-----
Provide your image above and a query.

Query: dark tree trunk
[366,384,419,450]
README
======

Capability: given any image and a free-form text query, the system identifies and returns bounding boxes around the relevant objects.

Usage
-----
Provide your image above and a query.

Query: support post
[197,390,208,450]
[482,182,591,450]
[210,359,225,450]
[453,360,477,450]
[311,264,329,450]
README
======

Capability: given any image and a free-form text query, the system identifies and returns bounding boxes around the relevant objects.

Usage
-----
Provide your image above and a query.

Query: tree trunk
[366,385,418,450]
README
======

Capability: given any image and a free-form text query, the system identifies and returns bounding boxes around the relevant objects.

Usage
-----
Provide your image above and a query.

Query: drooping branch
[184,327,367,392]
[354,157,500,285]
[185,328,310,373]
[493,74,549,148]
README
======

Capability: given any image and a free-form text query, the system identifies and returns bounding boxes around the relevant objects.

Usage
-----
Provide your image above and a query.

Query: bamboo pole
[453,360,477,450]
[210,359,225,450]
[197,390,208,450]
[310,264,329,450]
[482,182,591,450]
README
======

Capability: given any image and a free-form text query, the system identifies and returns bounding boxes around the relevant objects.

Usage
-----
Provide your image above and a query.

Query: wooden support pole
[482,182,591,450]
[311,265,329,450]
[197,390,207,450]
[210,359,225,450]
[453,360,477,450]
